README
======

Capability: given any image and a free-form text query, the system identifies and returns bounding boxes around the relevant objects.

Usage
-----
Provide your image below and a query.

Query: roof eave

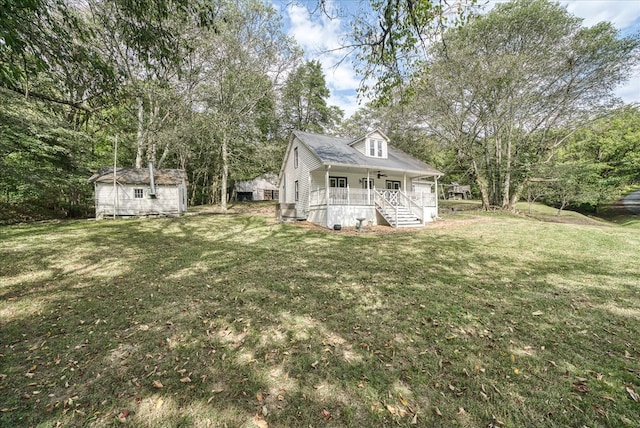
[316,161,443,177]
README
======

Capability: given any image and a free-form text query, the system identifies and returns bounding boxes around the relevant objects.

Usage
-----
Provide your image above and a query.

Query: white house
[89,166,188,218]
[235,173,279,201]
[277,129,443,228]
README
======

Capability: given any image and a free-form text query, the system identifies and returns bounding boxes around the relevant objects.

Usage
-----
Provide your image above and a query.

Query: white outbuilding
[89,166,188,218]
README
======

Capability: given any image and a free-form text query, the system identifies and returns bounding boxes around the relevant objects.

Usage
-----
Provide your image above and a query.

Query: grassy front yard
[1,208,639,427]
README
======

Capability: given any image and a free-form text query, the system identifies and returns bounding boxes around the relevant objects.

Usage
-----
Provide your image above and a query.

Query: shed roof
[89,167,188,185]
[292,130,443,176]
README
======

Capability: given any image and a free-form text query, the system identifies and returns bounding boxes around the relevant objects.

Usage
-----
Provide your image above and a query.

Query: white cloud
[560,0,640,28]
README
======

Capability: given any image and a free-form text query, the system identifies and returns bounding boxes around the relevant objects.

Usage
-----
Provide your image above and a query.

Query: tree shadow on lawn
[1,214,638,427]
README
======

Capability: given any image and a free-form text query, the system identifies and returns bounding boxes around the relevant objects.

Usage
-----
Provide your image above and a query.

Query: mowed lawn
[1,207,639,427]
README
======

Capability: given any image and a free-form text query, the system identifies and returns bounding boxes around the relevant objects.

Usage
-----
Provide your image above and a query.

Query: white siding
[327,206,377,228]
[280,137,322,218]
[359,131,387,159]
[236,175,278,201]
[95,183,185,217]
[411,179,433,193]
[351,139,366,155]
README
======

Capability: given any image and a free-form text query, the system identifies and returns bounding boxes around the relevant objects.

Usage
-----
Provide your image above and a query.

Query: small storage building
[234,173,279,201]
[89,166,188,218]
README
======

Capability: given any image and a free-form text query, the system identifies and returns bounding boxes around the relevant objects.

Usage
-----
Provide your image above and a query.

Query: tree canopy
[410,0,639,210]
[1,0,639,222]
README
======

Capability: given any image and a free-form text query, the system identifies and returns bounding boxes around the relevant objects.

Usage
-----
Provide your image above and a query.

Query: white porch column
[367,170,371,205]
[403,173,407,195]
[325,166,330,227]
[435,175,439,216]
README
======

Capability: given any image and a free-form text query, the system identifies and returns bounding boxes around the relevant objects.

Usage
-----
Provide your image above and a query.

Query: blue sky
[272,0,640,117]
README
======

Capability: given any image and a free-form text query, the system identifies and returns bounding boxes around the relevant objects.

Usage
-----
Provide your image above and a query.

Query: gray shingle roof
[293,130,443,176]
[89,167,188,185]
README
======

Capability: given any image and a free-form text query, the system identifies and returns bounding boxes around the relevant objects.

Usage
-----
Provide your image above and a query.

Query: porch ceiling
[312,165,439,180]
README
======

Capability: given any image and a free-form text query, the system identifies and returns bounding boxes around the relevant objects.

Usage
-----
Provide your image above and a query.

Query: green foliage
[0,89,111,221]
[536,106,640,212]
[0,0,305,218]
[412,0,640,210]
[281,60,343,134]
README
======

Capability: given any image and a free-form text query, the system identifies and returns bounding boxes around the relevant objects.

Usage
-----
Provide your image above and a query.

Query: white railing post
[395,202,398,226]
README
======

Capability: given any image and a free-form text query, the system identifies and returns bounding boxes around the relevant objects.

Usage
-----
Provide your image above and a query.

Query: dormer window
[366,138,386,159]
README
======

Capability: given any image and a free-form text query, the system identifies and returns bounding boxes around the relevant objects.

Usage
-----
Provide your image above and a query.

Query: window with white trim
[386,180,401,190]
[294,147,298,168]
[366,138,387,159]
[329,177,347,188]
[294,180,299,201]
[134,188,144,198]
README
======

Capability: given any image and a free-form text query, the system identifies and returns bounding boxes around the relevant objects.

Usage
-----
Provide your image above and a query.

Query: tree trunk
[508,181,524,212]
[135,95,145,168]
[502,136,512,209]
[220,138,228,211]
[472,160,491,210]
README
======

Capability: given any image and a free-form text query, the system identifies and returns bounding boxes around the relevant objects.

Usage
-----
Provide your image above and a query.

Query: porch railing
[309,186,436,207]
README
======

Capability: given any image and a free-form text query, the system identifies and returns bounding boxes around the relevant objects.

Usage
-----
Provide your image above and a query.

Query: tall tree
[191,0,299,209]
[281,60,343,133]
[411,0,639,210]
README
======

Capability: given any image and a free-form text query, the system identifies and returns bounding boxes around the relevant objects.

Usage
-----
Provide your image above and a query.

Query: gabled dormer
[351,129,389,159]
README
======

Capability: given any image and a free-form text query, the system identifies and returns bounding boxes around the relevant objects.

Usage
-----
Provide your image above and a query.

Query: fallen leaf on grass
[626,386,639,402]
[532,311,544,316]
[434,406,442,416]
[398,394,408,406]
[117,410,129,422]
[411,412,418,424]
[592,404,607,417]
[252,415,268,428]
[573,382,589,394]
[322,409,332,420]
[152,380,163,389]
[180,377,191,383]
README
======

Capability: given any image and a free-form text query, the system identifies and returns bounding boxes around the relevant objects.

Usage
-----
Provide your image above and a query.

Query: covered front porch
[308,187,438,228]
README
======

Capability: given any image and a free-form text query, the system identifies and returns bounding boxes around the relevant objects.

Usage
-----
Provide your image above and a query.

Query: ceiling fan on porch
[376,171,387,179]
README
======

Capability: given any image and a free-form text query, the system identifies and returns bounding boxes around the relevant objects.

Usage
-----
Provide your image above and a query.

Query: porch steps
[375,204,424,228]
